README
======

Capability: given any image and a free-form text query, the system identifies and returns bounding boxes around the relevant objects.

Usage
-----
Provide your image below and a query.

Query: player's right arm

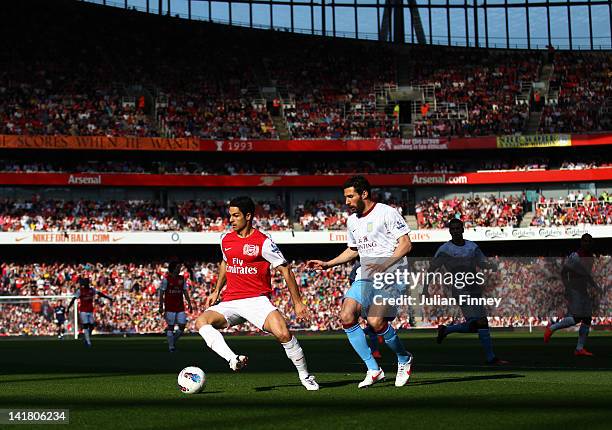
[307,247,359,270]
[158,278,167,315]
[66,286,78,312]
[204,260,226,308]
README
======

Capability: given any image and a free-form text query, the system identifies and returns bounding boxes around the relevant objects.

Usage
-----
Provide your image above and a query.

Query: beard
[354,199,366,215]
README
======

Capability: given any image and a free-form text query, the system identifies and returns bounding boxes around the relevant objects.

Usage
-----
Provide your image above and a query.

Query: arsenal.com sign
[411,174,468,185]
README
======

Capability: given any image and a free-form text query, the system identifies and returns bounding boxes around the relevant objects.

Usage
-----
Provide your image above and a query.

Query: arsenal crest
[243,244,260,256]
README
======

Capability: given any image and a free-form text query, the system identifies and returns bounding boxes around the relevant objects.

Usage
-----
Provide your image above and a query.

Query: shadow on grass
[410,373,525,386]
[0,372,188,385]
[255,379,361,391]
[254,374,523,391]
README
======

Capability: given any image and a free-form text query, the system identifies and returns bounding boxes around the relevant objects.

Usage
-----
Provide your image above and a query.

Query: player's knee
[578,317,592,326]
[195,314,210,330]
[339,308,358,326]
[476,317,489,330]
[467,318,487,332]
[165,326,174,332]
[366,317,386,333]
[177,324,186,331]
[275,328,292,344]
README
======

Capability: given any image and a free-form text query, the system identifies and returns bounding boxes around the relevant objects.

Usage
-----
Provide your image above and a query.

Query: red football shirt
[75,286,97,313]
[162,274,186,312]
[220,229,286,302]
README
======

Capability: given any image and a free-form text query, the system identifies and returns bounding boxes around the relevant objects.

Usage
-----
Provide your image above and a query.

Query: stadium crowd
[3,192,612,233]
[410,51,540,137]
[2,1,611,140]
[0,156,608,177]
[539,52,611,134]
[415,195,525,229]
[1,256,609,336]
[531,192,612,226]
[0,198,288,232]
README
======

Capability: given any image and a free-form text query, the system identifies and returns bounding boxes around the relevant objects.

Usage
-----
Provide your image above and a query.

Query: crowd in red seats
[0,198,287,232]
[3,191,612,232]
[2,1,610,141]
[294,196,408,231]
[531,192,612,226]
[1,256,609,336]
[0,156,608,176]
[415,195,525,229]
[539,52,612,133]
[410,51,540,137]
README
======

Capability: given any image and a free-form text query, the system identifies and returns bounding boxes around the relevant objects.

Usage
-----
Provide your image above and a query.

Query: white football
[178,366,206,394]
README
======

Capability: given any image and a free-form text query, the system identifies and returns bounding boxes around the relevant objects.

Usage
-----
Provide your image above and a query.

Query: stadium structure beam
[380,0,426,44]
[187,0,612,10]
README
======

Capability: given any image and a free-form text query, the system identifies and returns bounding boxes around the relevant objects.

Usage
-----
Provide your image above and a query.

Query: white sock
[199,325,236,362]
[282,336,309,380]
[166,330,175,349]
[551,316,576,331]
[84,328,91,345]
[577,324,590,350]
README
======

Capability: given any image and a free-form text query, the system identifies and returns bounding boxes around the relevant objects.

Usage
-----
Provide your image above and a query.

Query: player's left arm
[183,282,194,313]
[96,290,114,304]
[263,238,309,321]
[475,245,496,271]
[276,263,310,321]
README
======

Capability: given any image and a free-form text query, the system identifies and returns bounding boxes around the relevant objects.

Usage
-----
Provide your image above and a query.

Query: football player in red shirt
[67,276,113,347]
[159,261,193,352]
[195,196,318,390]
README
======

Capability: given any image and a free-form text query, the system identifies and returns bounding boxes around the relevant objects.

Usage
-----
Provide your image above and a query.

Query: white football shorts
[208,296,277,331]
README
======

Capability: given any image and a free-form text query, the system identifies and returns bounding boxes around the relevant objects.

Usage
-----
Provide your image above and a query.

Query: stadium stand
[1,1,610,139]
[1,257,610,335]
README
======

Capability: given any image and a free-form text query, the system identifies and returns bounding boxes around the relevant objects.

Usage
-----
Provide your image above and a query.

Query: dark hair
[229,196,256,220]
[343,175,371,198]
[168,262,179,274]
[449,218,464,227]
[581,233,593,240]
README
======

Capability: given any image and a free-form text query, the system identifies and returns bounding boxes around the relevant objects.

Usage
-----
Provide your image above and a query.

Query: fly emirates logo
[226,258,259,275]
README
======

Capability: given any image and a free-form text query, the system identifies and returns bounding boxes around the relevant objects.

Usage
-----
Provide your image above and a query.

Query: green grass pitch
[1,331,611,429]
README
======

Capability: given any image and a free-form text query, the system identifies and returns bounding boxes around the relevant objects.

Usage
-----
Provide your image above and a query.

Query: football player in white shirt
[308,176,414,388]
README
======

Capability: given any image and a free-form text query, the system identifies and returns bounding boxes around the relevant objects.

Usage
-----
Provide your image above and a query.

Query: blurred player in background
[195,196,319,391]
[53,301,67,339]
[545,233,601,356]
[309,176,413,388]
[428,218,508,365]
[159,262,193,352]
[67,276,114,348]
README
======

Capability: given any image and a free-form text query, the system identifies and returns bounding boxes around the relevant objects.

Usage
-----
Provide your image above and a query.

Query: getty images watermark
[369,268,502,308]
[353,257,609,321]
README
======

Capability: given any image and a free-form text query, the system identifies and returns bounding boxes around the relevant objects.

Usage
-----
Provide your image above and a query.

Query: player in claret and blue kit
[159,261,194,352]
[309,176,414,388]
[544,233,601,356]
[195,196,319,391]
[427,218,508,365]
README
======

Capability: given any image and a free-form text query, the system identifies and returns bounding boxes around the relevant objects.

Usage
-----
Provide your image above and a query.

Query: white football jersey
[347,203,411,280]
